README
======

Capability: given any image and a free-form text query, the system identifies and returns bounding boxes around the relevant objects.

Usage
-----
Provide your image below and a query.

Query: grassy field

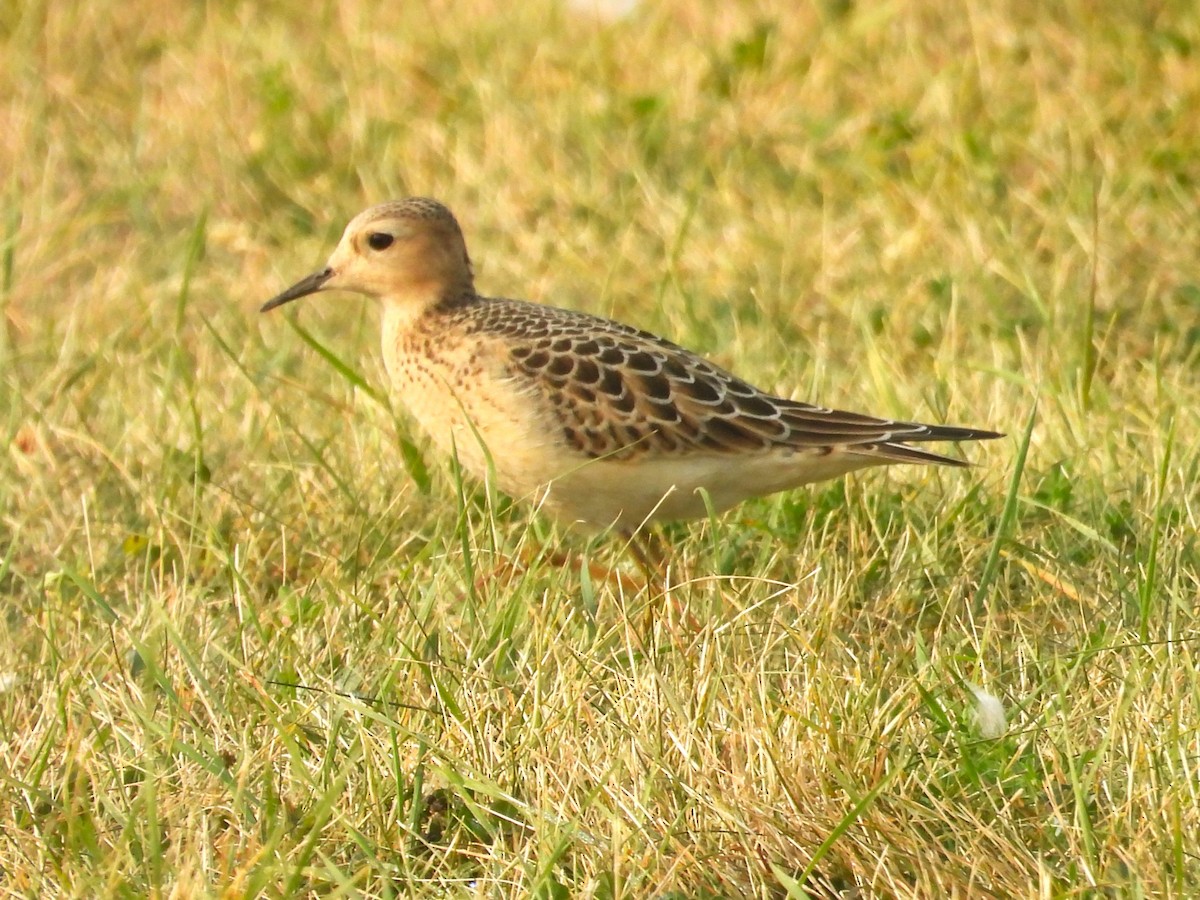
[2,1,1198,896]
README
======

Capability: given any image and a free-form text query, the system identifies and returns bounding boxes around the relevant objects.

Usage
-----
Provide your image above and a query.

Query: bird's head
[261,197,474,315]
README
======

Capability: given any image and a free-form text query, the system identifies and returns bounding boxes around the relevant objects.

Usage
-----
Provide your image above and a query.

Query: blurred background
[2,1,1198,895]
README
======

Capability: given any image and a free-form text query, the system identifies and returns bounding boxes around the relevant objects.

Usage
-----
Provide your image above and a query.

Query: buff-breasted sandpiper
[262,198,1002,551]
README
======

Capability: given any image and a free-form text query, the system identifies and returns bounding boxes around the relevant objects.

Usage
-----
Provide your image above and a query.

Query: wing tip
[910,423,1006,444]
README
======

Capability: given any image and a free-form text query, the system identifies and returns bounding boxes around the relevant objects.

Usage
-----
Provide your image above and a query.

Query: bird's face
[261,200,473,314]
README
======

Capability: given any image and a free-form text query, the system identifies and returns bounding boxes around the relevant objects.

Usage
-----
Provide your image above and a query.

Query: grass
[2,0,1198,895]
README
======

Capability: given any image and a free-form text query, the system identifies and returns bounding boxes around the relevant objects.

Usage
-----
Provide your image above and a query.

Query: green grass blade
[972,402,1036,616]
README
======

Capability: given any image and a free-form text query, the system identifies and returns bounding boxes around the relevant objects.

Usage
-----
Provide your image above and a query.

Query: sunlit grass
[2,1,1198,896]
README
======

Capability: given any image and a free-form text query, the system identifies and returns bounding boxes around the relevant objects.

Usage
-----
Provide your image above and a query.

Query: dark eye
[366,232,394,251]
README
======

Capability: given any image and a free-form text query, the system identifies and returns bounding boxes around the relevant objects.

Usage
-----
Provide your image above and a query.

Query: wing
[464,298,1002,463]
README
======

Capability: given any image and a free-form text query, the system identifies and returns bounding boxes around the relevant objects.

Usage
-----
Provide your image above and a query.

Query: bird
[261,197,1002,555]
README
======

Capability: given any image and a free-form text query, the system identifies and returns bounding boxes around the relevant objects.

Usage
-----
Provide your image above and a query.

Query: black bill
[260,267,334,312]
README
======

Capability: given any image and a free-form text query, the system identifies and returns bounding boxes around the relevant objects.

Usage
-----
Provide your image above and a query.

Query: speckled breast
[381,320,576,505]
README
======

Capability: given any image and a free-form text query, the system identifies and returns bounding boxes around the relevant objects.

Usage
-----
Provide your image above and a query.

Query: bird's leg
[622,528,665,579]
[620,528,701,634]
[471,539,643,597]
[469,528,697,632]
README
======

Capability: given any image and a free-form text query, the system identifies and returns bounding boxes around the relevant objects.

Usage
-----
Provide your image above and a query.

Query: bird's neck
[381,285,479,339]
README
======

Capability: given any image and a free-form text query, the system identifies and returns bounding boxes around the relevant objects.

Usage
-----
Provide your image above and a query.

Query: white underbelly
[539,449,880,530]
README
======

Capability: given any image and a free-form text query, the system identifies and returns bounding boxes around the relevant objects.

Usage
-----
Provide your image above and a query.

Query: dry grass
[2,0,1198,896]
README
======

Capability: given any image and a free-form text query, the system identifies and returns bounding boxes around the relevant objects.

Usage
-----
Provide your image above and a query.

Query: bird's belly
[539,456,741,528]
[542,450,881,529]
